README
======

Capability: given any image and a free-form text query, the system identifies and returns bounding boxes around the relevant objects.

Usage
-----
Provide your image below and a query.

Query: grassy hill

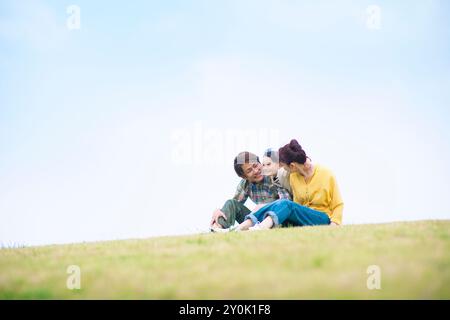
[0,220,449,299]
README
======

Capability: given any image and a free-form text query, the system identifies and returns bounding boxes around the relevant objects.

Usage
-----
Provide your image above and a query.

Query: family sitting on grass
[210,139,343,232]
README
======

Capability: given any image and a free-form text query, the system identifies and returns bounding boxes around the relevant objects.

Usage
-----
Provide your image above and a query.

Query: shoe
[210,227,230,233]
[210,224,240,233]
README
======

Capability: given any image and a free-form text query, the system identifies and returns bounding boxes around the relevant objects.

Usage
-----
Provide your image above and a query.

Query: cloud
[0,0,68,52]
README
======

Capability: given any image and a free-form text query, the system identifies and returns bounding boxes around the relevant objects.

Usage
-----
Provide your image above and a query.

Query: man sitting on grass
[210,151,291,231]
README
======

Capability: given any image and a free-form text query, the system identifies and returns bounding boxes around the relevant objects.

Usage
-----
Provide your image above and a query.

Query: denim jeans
[217,199,251,228]
[245,199,330,227]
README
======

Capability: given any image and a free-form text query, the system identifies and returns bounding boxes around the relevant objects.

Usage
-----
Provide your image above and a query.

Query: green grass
[1,220,449,299]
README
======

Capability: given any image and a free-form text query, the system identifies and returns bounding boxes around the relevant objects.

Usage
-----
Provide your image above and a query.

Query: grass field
[0,220,449,299]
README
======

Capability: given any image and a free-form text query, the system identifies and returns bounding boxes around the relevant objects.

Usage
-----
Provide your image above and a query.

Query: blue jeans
[245,199,330,227]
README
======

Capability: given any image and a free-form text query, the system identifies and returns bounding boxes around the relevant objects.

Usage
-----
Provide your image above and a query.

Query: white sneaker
[210,224,239,233]
[210,227,230,233]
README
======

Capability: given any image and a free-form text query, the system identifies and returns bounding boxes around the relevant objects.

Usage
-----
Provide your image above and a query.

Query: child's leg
[236,218,254,231]
[258,216,274,229]
[235,216,274,231]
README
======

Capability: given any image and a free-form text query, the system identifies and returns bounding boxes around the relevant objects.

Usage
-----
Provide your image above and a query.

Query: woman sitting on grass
[235,139,344,231]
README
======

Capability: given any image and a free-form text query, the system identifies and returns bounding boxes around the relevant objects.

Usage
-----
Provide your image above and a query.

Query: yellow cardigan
[290,164,344,225]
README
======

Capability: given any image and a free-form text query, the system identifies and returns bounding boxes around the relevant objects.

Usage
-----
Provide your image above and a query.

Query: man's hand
[330,221,340,226]
[210,209,227,227]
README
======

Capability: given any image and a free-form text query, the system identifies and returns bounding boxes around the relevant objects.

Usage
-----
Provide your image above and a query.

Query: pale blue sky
[1,0,449,246]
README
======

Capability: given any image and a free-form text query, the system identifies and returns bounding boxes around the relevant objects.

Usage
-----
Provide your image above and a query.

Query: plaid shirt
[233,176,291,204]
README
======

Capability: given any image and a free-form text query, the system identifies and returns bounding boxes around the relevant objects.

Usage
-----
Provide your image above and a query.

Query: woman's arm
[329,204,343,225]
[329,175,344,225]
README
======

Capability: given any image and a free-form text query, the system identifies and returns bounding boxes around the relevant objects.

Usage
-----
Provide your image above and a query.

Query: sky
[1,0,449,247]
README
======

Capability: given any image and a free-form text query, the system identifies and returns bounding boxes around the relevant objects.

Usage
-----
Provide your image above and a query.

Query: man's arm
[232,179,249,204]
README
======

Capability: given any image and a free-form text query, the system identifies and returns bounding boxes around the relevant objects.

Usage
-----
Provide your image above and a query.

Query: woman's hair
[233,151,260,177]
[278,139,307,165]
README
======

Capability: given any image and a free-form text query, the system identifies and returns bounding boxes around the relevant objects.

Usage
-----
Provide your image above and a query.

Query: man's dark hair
[233,151,260,178]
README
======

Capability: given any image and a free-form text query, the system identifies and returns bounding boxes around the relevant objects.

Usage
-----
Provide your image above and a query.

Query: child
[262,148,292,196]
